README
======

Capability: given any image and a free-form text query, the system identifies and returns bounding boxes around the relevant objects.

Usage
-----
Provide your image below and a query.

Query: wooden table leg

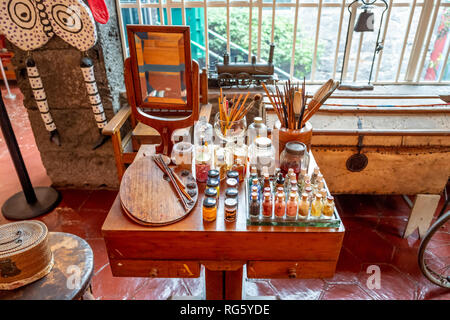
[225,267,243,300]
[205,269,225,300]
[204,266,243,300]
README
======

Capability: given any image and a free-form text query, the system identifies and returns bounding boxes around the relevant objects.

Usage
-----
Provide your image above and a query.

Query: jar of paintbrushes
[262,79,339,156]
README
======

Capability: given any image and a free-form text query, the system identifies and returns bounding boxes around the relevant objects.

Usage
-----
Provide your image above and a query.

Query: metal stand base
[2,186,60,220]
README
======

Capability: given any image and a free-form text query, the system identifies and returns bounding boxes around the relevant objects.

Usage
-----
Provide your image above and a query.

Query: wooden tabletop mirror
[125,25,199,155]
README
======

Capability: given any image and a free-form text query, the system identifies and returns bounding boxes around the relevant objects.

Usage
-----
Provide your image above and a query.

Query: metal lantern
[339,0,389,90]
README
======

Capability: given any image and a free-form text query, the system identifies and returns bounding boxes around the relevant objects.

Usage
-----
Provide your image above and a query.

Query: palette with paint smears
[119,155,198,226]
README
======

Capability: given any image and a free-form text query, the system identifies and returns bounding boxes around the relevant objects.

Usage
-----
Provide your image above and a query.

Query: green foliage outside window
[208,9,322,79]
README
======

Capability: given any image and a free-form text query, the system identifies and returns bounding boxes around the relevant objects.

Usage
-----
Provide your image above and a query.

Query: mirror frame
[127,25,193,111]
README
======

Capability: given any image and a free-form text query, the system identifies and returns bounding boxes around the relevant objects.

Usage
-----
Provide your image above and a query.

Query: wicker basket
[0,221,53,290]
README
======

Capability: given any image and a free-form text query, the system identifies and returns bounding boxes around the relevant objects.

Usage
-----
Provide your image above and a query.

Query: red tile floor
[0,86,449,300]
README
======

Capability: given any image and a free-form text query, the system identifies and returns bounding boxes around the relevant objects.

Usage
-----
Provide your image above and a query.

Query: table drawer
[247,260,337,279]
[110,259,200,278]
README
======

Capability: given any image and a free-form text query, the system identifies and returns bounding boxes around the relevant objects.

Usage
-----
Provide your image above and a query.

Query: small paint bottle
[206,178,220,199]
[231,158,245,182]
[202,197,217,222]
[311,167,320,185]
[298,193,310,218]
[224,198,238,222]
[286,192,298,220]
[262,192,273,219]
[274,193,286,218]
[311,193,323,217]
[226,178,238,190]
[227,170,240,184]
[322,195,335,218]
[204,187,218,200]
[249,192,260,219]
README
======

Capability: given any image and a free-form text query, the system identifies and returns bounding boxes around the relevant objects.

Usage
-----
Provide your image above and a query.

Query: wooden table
[0,232,94,300]
[102,145,345,300]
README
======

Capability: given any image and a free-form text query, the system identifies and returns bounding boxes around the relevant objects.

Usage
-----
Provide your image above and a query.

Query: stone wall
[7,0,124,188]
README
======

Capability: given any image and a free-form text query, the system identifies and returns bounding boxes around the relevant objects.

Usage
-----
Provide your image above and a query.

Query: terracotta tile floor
[1,86,449,300]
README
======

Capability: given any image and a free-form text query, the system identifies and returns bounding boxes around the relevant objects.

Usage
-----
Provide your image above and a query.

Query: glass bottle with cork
[249,192,260,219]
[298,193,310,218]
[262,192,273,219]
[286,192,298,220]
[311,193,323,218]
[322,195,335,218]
[274,193,286,219]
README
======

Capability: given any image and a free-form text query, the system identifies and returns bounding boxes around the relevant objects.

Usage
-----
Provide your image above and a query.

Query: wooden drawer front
[110,259,200,278]
[247,260,337,279]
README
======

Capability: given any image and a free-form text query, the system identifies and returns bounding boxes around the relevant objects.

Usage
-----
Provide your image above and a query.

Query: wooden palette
[119,156,198,226]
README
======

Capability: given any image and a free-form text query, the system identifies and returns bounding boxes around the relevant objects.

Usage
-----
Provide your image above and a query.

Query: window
[115,0,450,84]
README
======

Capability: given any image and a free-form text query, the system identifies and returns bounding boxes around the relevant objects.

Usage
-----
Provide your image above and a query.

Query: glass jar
[248,117,268,146]
[202,197,217,222]
[194,116,213,147]
[322,195,335,217]
[224,198,238,222]
[225,188,239,202]
[227,170,240,184]
[208,169,220,180]
[311,167,320,185]
[280,142,309,177]
[171,142,193,171]
[195,137,212,183]
[226,178,238,189]
[205,187,218,200]
[248,137,275,176]
[206,178,220,198]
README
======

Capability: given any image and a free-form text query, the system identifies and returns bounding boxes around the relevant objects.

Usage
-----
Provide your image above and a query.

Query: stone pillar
[7,0,124,188]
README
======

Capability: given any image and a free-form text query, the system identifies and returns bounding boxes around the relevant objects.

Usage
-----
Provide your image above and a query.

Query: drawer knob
[288,267,297,279]
[149,268,158,277]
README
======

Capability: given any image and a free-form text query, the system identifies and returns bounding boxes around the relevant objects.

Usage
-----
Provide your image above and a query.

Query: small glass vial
[233,137,248,172]
[319,188,327,201]
[224,198,238,222]
[226,178,238,190]
[227,170,240,184]
[274,193,286,218]
[214,148,228,180]
[275,172,285,190]
[206,178,220,198]
[202,197,217,222]
[304,186,313,203]
[311,167,320,185]
[263,173,271,190]
[263,187,271,195]
[231,158,245,182]
[249,192,260,219]
[276,187,285,198]
[251,178,261,197]
[291,186,299,202]
[311,194,323,217]
[248,116,268,145]
[204,187,218,200]
[262,192,273,218]
[322,195,335,218]
[298,193,310,218]
[286,192,298,220]
[195,135,212,183]
[284,168,295,189]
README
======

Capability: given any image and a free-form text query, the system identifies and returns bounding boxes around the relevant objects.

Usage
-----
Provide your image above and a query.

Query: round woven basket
[0,221,53,290]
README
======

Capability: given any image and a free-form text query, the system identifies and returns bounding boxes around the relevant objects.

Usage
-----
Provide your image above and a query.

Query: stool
[0,232,94,300]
